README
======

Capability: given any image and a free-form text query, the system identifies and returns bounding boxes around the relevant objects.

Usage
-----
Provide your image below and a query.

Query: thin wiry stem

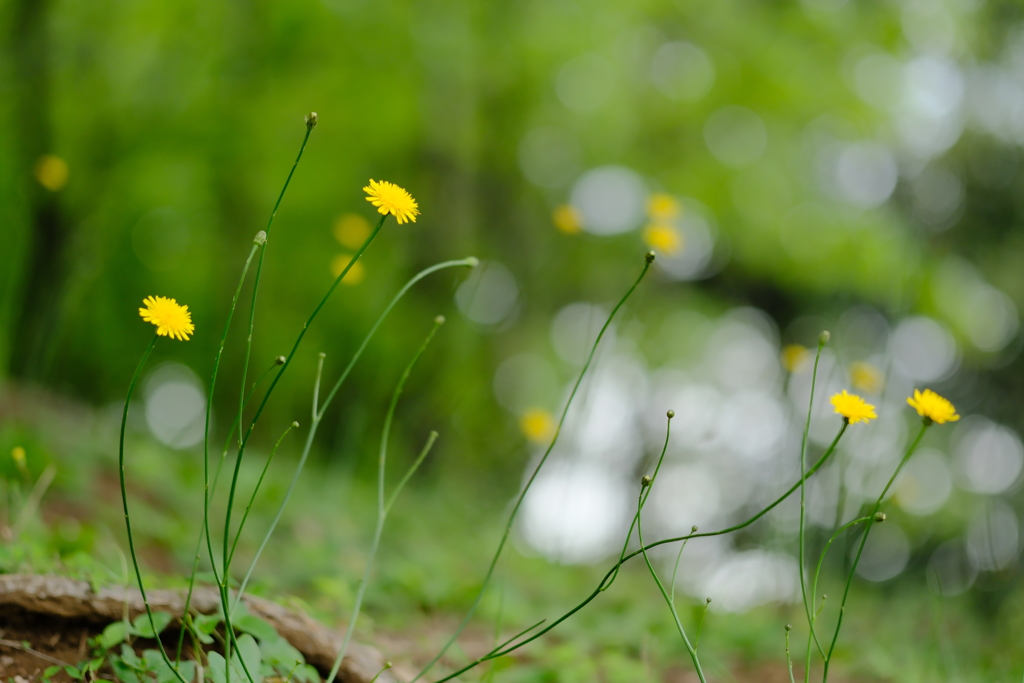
[325,318,444,683]
[803,516,870,683]
[412,253,655,683]
[118,334,187,683]
[799,338,828,662]
[636,414,706,683]
[430,423,849,683]
[822,422,928,683]
[231,258,476,610]
[177,242,260,663]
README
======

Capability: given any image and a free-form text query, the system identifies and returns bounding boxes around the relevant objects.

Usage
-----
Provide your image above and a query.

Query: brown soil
[1,608,95,683]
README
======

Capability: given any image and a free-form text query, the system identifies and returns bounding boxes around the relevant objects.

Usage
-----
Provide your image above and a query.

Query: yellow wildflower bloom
[333,213,371,249]
[553,204,583,234]
[781,344,810,373]
[139,296,195,341]
[11,446,25,464]
[642,224,684,255]
[35,155,69,191]
[850,361,884,394]
[520,408,556,444]
[648,193,681,221]
[330,253,366,285]
[907,388,959,425]
[364,179,419,224]
[830,390,877,425]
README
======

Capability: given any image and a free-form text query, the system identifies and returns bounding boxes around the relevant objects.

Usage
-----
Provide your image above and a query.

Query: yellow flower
[830,390,877,425]
[642,224,684,255]
[850,361,884,394]
[35,154,69,191]
[781,344,810,373]
[553,204,583,234]
[520,408,556,444]
[139,296,195,341]
[907,388,959,425]
[363,179,419,224]
[330,253,366,285]
[333,213,371,249]
[11,447,25,464]
[648,193,681,221]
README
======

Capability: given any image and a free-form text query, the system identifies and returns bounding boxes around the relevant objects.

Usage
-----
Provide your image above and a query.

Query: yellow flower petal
[553,204,583,234]
[330,253,366,285]
[139,296,195,341]
[363,179,420,224]
[907,388,959,425]
[520,408,556,444]
[782,344,810,373]
[830,390,877,425]
[642,224,684,255]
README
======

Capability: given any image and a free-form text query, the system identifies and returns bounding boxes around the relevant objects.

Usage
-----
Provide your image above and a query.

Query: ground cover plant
[4,108,1023,683]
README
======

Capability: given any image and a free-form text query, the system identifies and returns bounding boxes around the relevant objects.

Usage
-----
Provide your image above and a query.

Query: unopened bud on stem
[275,355,286,365]
[874,512,887,523]
[292,421,300,429]
[641,475,652,489]
[305,112,318,129]
[254,231,267,246]
[645,250,656,264]
[435,315,446,325]
[819,330,831,345]
[666,409,675,419]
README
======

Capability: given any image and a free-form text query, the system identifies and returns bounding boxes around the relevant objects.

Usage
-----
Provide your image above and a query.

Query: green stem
[177,242,260,662]
[636,414,706,683]
[118,334,188,683]
[799,339,827,662]
[412,254,655,683]
[231,257,476,610]
[803,516,870,683]
[226,420,299,568]
[785,628,796,683]
[432,422,849,683]
[219,213,385,640]
[821,422,928,683]
[325,318,444,683]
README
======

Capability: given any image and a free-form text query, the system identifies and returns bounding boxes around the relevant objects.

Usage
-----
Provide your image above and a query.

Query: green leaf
[43,666,62,678]
[64,665,84,680]
[194,613,223,635]
[131,611,173,638]
[111,658,142,683]
[121,643,141,668]
[233,615,278,643]
[259,637,303,676]
[100,620,129,650]
[206,652,228,683]
[235,633,263,683]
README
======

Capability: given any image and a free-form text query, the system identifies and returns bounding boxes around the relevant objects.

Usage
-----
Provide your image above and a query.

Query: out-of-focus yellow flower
[330,253,366,285]
[648,193,681,221]
[553,204,583,234]
[642,224,683,255]
[35,155,69,191]
[333,213,371,249]
[830,390,877,425]
[907,388,959,425]
[364,179,419,224]
[850,361,884,394]
[11,447,25,464]
[520,408,556,444]
[781,344,810,373]
[139,296,194,341]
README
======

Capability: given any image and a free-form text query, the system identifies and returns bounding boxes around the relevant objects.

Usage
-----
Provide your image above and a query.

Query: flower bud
[645,250,656,264]
[435,315,446,325]
[305,112,318,129]
[275,355,287,365]
[254,230,267,246]
[466,256,480,268]
[785,624,792,631]
[641,475,652,489]
[666,409,675,419]
[292,421,300,429]
[874,512,887,523]
[819,330,831,345]
[691,525,698,533]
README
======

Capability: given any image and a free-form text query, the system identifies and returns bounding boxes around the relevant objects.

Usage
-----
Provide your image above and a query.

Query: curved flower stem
[219,213,386,648]
[821,422,928,683]
[802,516,870,683]
[799,338,828,661]
[226,420,299,568]
[230,258,476,612]
[410,254,655,683]
[176,242,260,662]
[430,422,849,683]
[118,334,188,683]
[324,318,444,683]
[636,414,706,683]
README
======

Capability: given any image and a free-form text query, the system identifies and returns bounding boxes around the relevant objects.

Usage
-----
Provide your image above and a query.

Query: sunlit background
[3,0,1024,678]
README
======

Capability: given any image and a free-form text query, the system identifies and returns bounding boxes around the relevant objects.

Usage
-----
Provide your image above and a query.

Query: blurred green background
[3,0,1024,680]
